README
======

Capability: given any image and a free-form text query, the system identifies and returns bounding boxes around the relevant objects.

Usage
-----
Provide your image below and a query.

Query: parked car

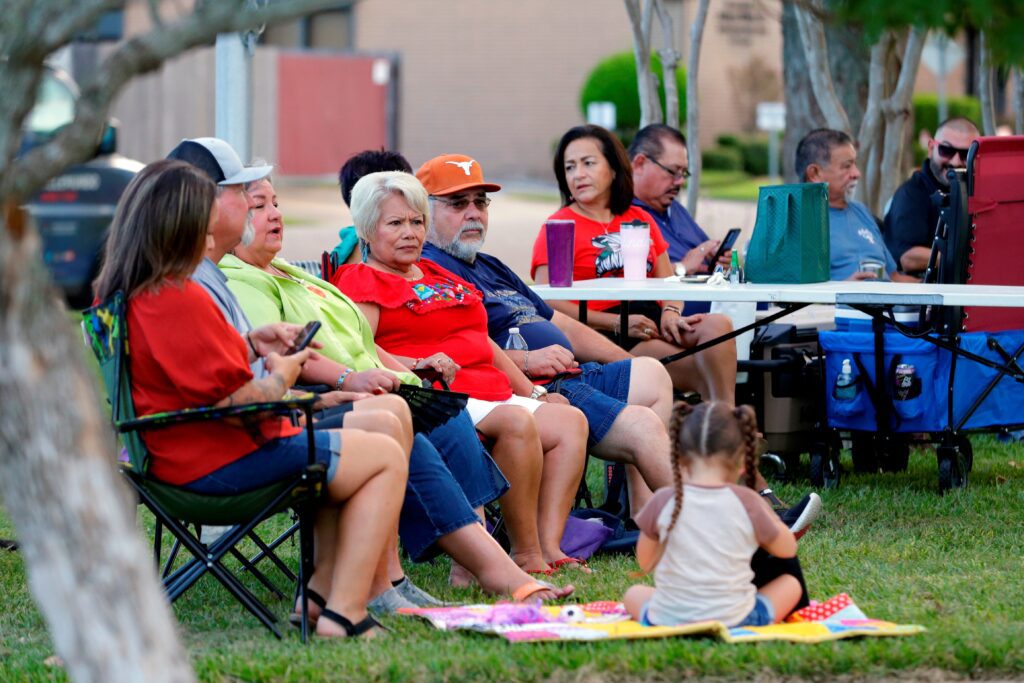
[21,66,143,307]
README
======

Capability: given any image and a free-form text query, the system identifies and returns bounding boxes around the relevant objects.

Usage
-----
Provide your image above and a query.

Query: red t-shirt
[332,260,514,401]
[531,204,668,311]
[128,279,300,485]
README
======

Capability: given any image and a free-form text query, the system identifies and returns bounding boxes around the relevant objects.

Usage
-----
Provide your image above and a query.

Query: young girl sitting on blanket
[623,401,804,628]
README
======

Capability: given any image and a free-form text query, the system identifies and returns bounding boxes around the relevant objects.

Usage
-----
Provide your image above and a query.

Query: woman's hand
[660,311,705,345]
[538,392,570,405]
[619,314,662,341]
[264,349,310,391]
[343,369,403,395]
[249,322,321,357]
[313,390,373,409]
[520,344,576,378]
[413,353,460,385]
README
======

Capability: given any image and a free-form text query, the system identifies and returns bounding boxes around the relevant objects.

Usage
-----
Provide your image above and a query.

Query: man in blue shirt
[416,153,674,514]
[795,129,912,282]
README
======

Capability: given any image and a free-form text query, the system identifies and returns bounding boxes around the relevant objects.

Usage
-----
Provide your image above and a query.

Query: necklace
[571,202,616,233]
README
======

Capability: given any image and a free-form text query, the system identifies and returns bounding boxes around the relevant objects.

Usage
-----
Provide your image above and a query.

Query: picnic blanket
[399,593,924,644]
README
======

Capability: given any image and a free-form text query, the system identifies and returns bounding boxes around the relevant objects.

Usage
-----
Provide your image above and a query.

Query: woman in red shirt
[531,125,737,406]
[92,159,406,640]
[332,171,591,576]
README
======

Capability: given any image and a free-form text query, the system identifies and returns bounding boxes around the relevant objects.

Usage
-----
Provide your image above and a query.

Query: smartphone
[534,367,583,384]
[286,321,321,355]
[708,228,742,268]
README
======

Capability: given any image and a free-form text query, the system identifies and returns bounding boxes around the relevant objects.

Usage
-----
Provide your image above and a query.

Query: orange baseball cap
[416,154,502,196]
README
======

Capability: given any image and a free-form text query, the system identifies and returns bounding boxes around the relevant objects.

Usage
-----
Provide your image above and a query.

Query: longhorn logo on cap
[445,159,476,176]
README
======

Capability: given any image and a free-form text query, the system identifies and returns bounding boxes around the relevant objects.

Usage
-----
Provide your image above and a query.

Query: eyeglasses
[936,141,970,160]
[649,157,691,181]
[430,195,492,211]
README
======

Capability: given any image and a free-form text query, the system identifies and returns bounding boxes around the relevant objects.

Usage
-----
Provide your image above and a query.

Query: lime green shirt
[219,255,419,385]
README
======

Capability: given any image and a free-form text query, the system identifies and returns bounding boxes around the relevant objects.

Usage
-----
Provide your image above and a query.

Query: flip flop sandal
[550,557,592,573]
[511,580,575,603]
[526,567,555,577]
[317,608,386,640]
[289,587,327,628]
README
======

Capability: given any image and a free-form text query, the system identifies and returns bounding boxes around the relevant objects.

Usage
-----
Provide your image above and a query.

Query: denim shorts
[544,360,631,448]
[401,410,510,562]
[639,592,774,628]
[734,593,775,627]
[183,430,340,495]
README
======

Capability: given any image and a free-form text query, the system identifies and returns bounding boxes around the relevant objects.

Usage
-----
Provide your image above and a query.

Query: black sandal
[289,587,327,628]
[317,608,385,639]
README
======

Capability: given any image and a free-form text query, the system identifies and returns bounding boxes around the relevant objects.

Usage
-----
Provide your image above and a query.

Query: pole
[215,33,252,163]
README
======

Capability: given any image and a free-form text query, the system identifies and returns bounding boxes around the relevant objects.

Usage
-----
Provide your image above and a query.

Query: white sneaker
[787,493,822,540]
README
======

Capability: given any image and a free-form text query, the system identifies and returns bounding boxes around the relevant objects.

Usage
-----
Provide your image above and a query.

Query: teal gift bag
[745,183,830,284]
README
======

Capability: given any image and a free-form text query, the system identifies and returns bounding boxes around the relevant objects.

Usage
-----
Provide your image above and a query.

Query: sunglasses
[936,141,970,160]
[430,195,492,212]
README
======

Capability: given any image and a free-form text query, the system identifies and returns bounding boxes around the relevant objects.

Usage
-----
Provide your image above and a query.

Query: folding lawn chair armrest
[116,393,317,433]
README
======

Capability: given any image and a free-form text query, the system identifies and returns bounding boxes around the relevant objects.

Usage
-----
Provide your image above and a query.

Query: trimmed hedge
[579,51,687,133]
[702,146,744,171]
[912,93,982,137]
[716,133,741,149]
[740,137,770,176]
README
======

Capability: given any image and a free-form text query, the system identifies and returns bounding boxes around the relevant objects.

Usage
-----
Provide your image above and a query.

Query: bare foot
[511,550,552,575]
[315,609,386,640]
[548,556,593,574]
[449,560,476,588]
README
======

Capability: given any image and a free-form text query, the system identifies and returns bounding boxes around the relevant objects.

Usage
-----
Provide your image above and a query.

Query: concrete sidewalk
[275,179,758,281]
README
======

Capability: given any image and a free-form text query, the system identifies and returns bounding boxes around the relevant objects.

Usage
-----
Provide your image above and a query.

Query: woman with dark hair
[532,125,737,407]
[93,159,407,640]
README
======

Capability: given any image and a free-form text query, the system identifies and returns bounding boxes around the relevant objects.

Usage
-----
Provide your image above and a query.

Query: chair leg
[296,505,317,643]
[230,546,285,600]
[245,523,299,583]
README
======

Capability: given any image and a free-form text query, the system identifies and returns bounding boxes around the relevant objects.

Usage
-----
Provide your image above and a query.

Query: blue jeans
[183,430,340,495]
[544,360,632,448]
[734,593,775,627]
[313,408,508,562]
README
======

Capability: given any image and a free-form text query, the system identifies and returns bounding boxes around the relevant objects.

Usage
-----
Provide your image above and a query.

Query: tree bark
[781,1,869,181]
[1013,67,1024,135]
[653,0,681,127]
[0,2,341,680]
[684,0,710,216]
[624,0,662,128]
[792,0,851,133]
[978,32,997,136]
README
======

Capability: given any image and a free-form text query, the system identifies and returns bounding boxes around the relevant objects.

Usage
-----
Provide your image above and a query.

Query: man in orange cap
[418,154,674,515]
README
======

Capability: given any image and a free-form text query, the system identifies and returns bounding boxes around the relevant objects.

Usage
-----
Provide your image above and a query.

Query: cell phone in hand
[708,227,742,267]
[286,321,321,355]
[535,367,583,384]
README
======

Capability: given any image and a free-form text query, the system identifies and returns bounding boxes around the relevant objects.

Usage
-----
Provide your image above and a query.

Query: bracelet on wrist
[335,368,354,391]
[523,349,531,376]
[246,332,258,356]
[663,305,681,315]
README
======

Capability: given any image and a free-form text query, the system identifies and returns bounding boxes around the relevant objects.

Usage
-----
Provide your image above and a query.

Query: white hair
[350,171,430,243]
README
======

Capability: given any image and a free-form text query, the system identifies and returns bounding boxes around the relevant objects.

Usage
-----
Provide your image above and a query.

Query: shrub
[702,146,744,171]
[740,136,771,176]
[912,93,982,137]
[579,51,687,132]
[716,133,741,149]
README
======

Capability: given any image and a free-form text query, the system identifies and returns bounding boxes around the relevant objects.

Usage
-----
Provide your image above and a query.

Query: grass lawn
[700,170,773,202]
[1,436,1022,681]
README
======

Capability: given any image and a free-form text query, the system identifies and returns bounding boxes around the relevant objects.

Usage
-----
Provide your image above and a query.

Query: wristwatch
[529,385,548,400]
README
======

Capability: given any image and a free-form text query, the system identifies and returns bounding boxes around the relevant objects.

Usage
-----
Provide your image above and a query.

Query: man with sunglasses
[629,126,731,313]
[883,117,979,279]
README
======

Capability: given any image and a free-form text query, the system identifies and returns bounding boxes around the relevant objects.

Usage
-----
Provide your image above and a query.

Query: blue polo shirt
[422,243,574,353]
[828,200,897,281]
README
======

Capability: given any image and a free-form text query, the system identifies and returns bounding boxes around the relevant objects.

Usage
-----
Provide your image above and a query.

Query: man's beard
[429,221,485,262]
[239,211,256,247]
[844,181,858,203]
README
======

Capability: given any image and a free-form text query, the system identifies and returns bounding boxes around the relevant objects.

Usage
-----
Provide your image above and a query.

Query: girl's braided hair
[663,401,760,538]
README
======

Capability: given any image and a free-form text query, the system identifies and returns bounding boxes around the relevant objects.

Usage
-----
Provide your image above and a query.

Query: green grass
[2,438,1023,681]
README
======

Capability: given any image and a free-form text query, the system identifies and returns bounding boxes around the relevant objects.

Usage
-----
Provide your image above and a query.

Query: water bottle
[728,249,742,284]
[504,327,529,351]
[834,358,857,400]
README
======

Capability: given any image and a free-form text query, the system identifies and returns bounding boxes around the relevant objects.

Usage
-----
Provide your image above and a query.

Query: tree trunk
[781,1,869,181]
[874,28,926,215]
[654,0,681,127]
[978,32,997,136]
[684,0,710,216]
[792,0,851,133]
[624,0,662,128]
[0,204,195,682]
[1013,67,1024,135]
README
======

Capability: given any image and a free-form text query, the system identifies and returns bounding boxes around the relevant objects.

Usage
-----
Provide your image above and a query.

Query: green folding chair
[82,292,325,640]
